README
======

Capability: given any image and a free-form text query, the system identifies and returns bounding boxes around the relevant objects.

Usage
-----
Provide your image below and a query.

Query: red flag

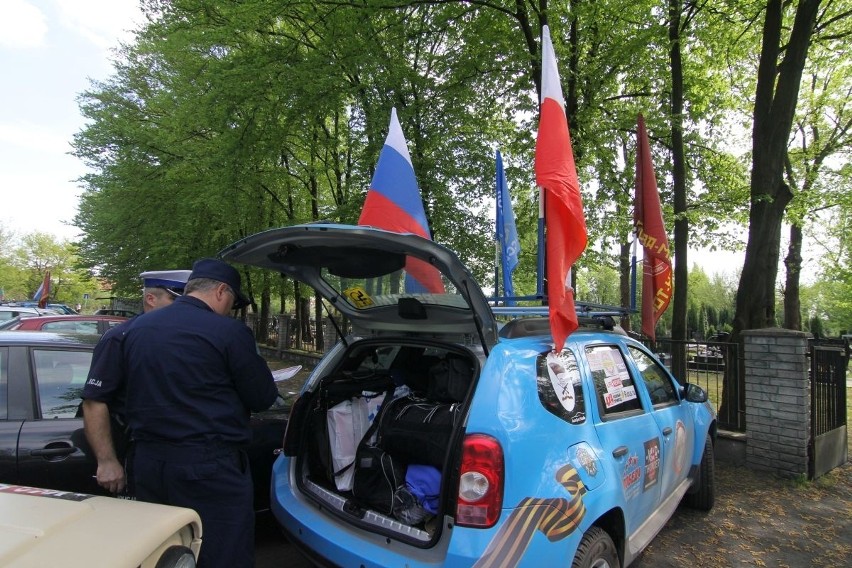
[36,271,51,309]
[634,114,672,340]
[534,25,588,352]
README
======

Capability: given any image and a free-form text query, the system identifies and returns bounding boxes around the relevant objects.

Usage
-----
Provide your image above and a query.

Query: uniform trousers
[132,441,254,568]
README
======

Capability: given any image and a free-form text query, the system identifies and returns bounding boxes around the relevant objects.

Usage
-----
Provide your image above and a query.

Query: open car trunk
[285,339,479,546]
[219,224,498,546]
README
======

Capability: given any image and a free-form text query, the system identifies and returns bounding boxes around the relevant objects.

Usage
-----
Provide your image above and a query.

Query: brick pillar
[743,328,810,477]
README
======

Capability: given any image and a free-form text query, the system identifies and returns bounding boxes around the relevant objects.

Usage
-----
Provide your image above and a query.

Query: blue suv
[221,224,716,568]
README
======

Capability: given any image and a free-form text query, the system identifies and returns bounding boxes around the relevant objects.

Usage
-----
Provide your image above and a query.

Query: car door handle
[612,446,628,458]
[662,427,673,436]
[31,446,77,458]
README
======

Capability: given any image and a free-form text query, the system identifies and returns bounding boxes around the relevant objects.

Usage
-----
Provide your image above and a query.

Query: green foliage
[0,230,101,305]
[65,0,850,324]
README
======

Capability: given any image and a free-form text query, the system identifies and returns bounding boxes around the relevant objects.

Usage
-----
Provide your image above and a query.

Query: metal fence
[248,313,340,355]
[643,338,744,432]
[809,339,848,437]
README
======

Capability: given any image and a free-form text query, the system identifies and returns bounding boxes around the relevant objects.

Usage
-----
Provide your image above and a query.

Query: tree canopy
[69,0,852,335]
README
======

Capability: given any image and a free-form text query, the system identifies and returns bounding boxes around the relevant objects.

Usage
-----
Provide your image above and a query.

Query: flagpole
[494,240,500,305]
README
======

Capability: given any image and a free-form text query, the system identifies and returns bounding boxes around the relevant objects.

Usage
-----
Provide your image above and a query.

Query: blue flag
[496,150,520,304]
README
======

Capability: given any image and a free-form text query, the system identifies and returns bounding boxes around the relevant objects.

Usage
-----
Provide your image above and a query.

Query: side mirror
[682,383,708,403]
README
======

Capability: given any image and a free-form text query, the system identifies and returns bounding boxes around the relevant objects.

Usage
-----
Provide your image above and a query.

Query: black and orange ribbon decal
[472,464,588,568]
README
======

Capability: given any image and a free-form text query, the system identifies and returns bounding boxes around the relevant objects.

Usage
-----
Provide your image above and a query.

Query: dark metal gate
[809,339,849,479]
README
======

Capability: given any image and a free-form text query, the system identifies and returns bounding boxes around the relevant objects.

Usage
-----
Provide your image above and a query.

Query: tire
[685,434,715,511]
[571,526,620,568]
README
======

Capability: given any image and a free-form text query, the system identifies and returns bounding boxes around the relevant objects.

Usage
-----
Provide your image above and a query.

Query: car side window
[536,350,586,424]
[628,346,679,406]
[42,321,98,334]
[0,347,7,420]
[33,349,93,419]
[586,345,643,418]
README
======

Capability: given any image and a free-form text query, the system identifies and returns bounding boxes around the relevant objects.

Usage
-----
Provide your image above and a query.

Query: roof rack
[497,305,629,339]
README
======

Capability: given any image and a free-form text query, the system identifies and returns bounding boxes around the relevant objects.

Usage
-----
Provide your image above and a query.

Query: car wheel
[571,526,619,568]
[685,434,715,511]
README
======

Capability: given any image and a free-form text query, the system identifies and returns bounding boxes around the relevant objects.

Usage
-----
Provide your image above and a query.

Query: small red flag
[535,26,588,352]
[634,114,672,340]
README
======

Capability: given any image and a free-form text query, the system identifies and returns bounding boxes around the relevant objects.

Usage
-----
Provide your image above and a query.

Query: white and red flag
[534,25,588,352]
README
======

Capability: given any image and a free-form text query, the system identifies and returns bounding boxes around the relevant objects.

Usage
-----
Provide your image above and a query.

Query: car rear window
[41,321,99,334]
[536,350,586,424]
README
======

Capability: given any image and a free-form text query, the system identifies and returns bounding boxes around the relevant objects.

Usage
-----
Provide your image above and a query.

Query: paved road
[255,511,312,567]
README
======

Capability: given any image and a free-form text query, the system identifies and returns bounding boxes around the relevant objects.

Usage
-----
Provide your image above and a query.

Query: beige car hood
[0,485,201,568]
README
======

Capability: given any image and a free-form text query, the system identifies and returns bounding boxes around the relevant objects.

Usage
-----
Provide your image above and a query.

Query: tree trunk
[783,223,803,330]
[314,290,324,352]
[620,239,632,332]
[259,274,270,343]
[668,0,689,381]
[720,0,821,424]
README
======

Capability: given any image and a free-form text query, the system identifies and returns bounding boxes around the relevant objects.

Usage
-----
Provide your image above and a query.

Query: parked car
[0,483,201,567]
[94,308,139,318]
[0,331,288,511]
[220,224,717,568]
[0,305,59,321]
[0,314,128,335]
[15,302,79,314]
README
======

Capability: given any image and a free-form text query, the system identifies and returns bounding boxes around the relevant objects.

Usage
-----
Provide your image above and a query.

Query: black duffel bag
[378,396,461,467]
[426,353,474,403]
[352,445,406,515]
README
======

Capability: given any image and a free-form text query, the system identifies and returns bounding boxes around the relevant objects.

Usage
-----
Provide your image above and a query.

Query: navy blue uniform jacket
[121,295,277,446]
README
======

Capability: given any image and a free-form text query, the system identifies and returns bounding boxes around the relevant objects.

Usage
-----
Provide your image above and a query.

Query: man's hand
[95,457,126,494]
[82,399,126,494]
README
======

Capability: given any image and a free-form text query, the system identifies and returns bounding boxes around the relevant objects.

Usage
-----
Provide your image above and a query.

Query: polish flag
[534,25,587,351]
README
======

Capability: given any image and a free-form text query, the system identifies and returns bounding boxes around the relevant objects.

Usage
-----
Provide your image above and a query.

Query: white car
[0,306,58,321]
[0,484,202,568]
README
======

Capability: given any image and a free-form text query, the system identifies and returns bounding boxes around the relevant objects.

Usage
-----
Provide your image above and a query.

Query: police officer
[82,269,191,495]
[121,258,277,568]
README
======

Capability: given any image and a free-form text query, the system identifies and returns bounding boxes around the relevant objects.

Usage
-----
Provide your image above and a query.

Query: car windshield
[319,259,470,313]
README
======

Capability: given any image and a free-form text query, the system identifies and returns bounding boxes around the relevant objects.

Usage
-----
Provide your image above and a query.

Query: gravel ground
[635,439,851,567]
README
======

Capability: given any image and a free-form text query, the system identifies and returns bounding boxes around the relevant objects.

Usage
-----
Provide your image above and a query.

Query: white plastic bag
[328,392,386,491]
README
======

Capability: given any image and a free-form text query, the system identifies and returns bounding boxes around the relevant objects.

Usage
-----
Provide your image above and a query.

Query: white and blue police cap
[139,269,192,297]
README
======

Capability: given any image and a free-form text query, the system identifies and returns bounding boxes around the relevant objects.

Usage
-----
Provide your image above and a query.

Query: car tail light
[456,434,503,528]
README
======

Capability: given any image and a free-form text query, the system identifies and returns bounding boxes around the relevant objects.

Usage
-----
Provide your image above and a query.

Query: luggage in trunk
[377,396,462,467]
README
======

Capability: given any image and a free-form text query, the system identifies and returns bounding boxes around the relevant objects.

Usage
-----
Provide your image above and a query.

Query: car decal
[575,446,598,477]
[0,484,94,502]
[588,347,636,408]
[674,420,687,474]
[472,464,587,568]
[546,352,577,412]
[643,438,661,491]
[536,351,586,424]
[622,453,642,500]
[342,286,374,308]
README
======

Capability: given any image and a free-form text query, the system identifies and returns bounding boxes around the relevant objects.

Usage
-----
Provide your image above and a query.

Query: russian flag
[535,26,588,351]
[358,108,444,293]
[33,271,51,309]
